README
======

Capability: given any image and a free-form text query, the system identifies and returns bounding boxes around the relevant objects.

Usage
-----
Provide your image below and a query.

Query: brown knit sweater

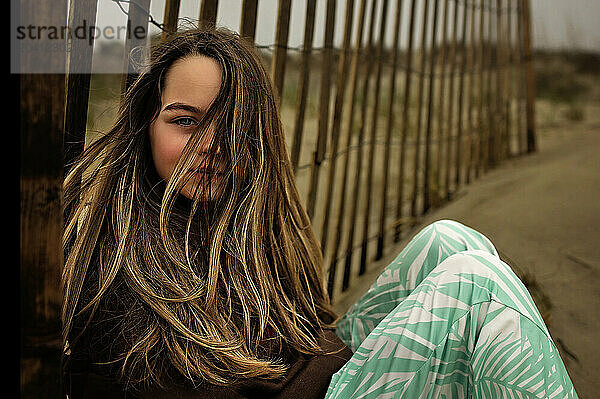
[67,259,353,399]
[68,329,352,399]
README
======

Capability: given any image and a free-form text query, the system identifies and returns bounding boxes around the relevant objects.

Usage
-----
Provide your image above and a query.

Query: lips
[196,169,223,176]
[189,165,223,174]
[191,169,224,182]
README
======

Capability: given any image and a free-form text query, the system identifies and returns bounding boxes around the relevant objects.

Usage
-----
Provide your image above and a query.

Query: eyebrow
[161,102,206,114]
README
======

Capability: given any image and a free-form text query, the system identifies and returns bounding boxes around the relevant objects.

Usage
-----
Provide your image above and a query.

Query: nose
[194,125,222,159]
[198,147,220,155]
[194,148,223,173]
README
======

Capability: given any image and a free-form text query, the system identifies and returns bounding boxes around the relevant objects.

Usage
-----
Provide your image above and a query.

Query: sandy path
[334,111,600,397]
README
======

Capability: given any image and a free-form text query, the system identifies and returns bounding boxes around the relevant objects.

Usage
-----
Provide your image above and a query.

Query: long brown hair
[62,26,338,391]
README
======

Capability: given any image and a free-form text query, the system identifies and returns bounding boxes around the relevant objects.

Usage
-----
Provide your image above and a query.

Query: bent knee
[422,219,466,231]
[420,220,498,256]
[432,250,546,330]
[436,250,515,280]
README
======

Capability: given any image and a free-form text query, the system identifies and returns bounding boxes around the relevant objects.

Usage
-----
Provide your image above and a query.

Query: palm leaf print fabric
[327,220,577,398]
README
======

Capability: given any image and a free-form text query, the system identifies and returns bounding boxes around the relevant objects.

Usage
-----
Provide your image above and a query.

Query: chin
[182,187,222,202]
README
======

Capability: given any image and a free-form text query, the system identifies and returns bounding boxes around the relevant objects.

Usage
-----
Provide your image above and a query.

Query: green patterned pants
[328,220,578,398]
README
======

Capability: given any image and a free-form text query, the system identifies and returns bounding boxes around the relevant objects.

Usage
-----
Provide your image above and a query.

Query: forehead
[161,55,222,109]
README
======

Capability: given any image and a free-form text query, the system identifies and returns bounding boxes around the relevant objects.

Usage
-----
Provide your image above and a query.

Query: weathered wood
[423,0,440,214]
[435,0,450,200]
[62,0,99,298]
[489,0,501,166]
[162,0,181,39]
[199,0,219,28]
[516,0,527,155]
[476,0,485,177]
[521,0,536,153]
[306,0,336,220]
[505,0,513,158]
[121,0,151,95]
[270,0,292,105]
[486,0,495,168]
[376,0,404,261]
[359,0,390,276]
[394,0,418,242]
[320,0,355,259]
[328,0,368,300]
[290,0,317,173]
[465,0,476,184]
[495,0,505,163]
[444,0,459,199]
[240,0,259,42]
[64,0,98,171]
[454,0,468,188]
[19,0,67,396]
[342,0,378,292]
[409,0,430,221]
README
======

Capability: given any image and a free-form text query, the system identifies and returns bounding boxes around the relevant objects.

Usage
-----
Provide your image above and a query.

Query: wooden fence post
[240,0,259,42]
[423,0,440,214]
[477,0,486,176]
[376,0,404,260]
[271,0,291,106]
[290,0,317,173]
[485,0,495,169]
[465,0,476,184]
[199,0,219,28]
[521,0,536,153]
[61,2,99,398]
[162,0,181,39]
[516,0,526,155]
[496,0,505,163]
[454,0,468,190]
[359,0,390,276]
[327,0,368,299]
[435,0,450,199]
[121,0,151,95]
[19,0,67,396]
[341,0,378,292]
[306,0,336,220]
[505,0,513,158]
[320,0,355,260]
[394,0,418,242]
[444,0,459,199]
[64,0,98,172]
[409,0,430,220]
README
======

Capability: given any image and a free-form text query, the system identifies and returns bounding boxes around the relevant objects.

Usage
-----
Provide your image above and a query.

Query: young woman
[62,27,352,398]
[62,27,577,398]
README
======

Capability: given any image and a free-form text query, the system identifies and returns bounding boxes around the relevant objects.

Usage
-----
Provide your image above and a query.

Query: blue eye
[173,117,197,127]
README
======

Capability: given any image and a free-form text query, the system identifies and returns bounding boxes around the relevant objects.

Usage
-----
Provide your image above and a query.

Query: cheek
[149,124,189,180]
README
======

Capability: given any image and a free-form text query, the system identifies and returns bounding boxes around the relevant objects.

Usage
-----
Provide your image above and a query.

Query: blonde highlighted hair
[62,26,338,391]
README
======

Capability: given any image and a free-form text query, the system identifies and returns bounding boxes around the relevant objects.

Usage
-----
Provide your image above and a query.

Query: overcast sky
[95,0,600,51]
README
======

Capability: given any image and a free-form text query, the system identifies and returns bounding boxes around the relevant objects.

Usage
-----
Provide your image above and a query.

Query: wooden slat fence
[19,0,537,396]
